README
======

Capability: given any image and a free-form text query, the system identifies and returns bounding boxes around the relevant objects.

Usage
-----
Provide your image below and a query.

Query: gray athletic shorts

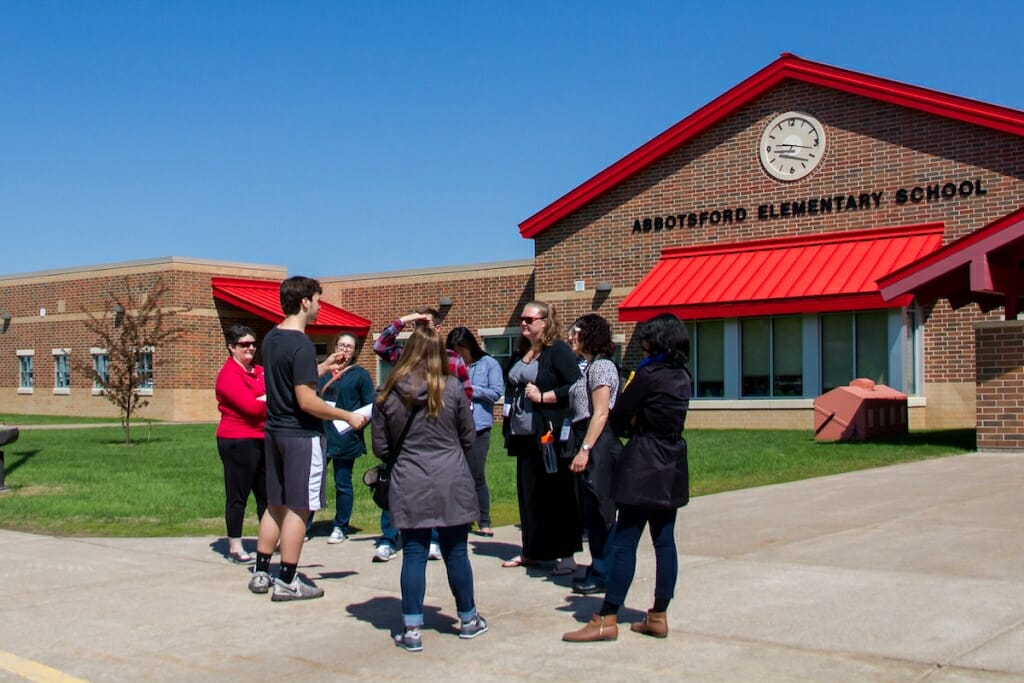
[264,433,326,511]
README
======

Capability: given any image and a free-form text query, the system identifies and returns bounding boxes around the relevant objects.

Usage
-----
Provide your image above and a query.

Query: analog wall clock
[759,111,826,181]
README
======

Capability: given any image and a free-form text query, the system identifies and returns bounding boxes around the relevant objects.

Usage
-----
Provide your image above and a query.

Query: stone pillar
[974,320,1024,451]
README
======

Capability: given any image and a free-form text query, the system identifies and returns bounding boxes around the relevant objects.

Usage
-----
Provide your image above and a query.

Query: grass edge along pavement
[0,420,975,537]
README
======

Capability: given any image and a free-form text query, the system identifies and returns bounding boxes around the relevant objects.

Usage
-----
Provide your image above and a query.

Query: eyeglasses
[234,341,257,348]
[520,315,546,325]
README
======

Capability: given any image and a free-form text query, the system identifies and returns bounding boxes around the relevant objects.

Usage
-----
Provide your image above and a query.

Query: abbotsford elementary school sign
[630,176,988,233]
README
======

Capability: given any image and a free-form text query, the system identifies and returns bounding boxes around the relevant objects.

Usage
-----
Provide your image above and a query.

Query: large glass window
[773,316,803,396]
[92,350,109,390]
[739,316,802,397]
[18,352,34,390]
[820,312,888,391]
[53,351,70,391]
[741,318,771,396]
[136,350,153,390]
[483,334,518,367]
[694,321,724,398]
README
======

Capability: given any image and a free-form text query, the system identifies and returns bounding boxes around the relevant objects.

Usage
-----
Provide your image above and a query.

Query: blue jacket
[468,354,504,432]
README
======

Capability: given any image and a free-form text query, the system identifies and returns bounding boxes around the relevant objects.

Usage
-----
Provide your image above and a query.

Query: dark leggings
[604,504,678,610]
[216,437,267,537]
[467,428,492,528]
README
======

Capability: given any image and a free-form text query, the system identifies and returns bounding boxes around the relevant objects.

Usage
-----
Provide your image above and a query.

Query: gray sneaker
[248,570,271,594]
[459,614,488,639]
[394,628,423,652]
[271,576,325,602]
[373,544,399,562]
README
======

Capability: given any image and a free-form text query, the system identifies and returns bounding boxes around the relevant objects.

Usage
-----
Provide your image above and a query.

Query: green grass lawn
[0,423,975,537]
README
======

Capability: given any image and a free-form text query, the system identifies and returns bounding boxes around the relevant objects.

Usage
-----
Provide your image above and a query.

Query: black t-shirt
[262,326,323,436]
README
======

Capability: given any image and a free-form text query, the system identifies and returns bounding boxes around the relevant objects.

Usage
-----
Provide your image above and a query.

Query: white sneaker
[428,542,442,561]
[327,527,348,544]
[374,544,399,562]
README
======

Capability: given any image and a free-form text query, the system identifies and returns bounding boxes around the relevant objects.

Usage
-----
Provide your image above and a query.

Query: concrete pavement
[1,452,1022,682]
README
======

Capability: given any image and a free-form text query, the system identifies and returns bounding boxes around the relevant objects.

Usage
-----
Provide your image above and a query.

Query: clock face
[759,112,826,181]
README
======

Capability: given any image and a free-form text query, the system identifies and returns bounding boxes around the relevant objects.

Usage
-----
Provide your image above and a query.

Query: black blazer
[610,360,691,509]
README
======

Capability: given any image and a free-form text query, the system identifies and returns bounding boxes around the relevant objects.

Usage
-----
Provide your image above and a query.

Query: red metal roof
[519,53,1024,239]
[878,206,1024,319]
[618,224,944,322]
[211,277,371,335]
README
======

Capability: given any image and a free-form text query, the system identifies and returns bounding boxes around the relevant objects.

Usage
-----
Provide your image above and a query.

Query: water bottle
[541,430,558,474]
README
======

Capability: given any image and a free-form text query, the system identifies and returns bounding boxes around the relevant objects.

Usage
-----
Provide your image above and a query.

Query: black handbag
[362,404,420,511]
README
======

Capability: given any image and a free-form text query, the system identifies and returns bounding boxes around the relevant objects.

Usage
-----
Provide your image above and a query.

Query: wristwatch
[581,443,592,452]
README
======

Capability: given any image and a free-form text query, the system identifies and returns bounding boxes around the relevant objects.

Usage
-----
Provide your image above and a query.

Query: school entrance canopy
[618,224,944,322]
[211,276,372,335]
[878,206,1024,320]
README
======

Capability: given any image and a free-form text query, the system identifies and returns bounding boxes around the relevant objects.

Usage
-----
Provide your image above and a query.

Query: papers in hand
[330,402,373,434]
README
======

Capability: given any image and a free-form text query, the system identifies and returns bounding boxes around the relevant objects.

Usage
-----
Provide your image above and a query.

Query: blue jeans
[400,525,476,627]
[379,509,400,547]
[331,457,355,529]
[605,505,678,608]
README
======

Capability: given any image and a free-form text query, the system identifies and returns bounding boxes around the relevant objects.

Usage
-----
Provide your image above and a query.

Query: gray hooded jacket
[371,373,478,530]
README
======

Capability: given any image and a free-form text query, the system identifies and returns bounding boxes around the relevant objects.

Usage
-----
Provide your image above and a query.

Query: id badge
[502,402,512,417]
[559,418,572,443]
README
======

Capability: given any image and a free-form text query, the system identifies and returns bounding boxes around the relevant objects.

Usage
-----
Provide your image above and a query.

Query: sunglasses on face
[520,315,546,325]
[234,341,257,349]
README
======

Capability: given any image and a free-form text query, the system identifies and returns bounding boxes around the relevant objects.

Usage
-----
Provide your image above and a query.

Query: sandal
[229,551,255,565]
[501,555,536,568]
[476,527,494,538]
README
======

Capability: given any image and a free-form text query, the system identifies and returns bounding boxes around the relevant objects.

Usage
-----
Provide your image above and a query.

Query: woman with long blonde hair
[372,326,488,652]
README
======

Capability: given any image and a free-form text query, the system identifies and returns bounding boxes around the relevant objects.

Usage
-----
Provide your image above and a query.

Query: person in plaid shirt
[374,308,473,400]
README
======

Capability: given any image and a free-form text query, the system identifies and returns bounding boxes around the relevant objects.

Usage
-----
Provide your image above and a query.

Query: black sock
[598,600,619,617]
[279,562,297,584]
[653,597,670,612]
[255,552,272,573]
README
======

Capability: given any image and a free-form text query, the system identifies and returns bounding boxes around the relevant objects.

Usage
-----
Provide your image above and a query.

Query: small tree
[77,276,188,444]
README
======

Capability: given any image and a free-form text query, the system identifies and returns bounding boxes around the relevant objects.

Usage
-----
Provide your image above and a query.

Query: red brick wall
[975,322,1024,450]
[321,262,535,385]
[0,260,284,418]
[533,81,1024,380]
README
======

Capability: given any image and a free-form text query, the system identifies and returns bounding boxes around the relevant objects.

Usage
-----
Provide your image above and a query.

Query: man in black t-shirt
[248,276,369,601]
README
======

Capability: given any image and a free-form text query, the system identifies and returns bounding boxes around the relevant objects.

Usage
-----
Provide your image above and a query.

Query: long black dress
[504,339,582,561]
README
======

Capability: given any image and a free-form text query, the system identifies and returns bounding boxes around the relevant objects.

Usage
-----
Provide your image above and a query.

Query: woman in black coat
[563,313,691,643]
[502,301,582,570]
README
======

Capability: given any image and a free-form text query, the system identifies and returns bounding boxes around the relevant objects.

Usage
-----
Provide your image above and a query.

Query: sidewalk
[1,452,1022,682]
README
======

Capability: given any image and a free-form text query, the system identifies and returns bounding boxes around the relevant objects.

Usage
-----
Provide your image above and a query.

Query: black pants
[467,428,492,528]
[216,437,268,538]
[508,434,582,561]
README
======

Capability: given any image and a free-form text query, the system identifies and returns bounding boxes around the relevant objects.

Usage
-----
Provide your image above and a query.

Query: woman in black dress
[501,301,582,570]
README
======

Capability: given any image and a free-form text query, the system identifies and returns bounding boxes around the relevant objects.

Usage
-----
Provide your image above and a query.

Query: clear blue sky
[2,1,1022,278]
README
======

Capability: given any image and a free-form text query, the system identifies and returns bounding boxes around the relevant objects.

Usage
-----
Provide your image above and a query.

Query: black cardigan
[503,339,581,442]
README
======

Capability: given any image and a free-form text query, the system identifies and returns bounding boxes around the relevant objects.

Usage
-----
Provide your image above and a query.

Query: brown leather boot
[630,610,668,638]
[562,613,618,642]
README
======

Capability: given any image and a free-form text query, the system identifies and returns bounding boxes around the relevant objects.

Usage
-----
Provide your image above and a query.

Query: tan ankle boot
[630,610,668,638]
[562,613,618,642]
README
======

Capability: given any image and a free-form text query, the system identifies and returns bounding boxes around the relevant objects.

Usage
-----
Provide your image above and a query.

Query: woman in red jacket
[215,324,268,564]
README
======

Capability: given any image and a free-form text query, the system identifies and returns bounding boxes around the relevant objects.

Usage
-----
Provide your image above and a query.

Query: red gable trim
[519,53,1024,239]
[211,277,371,336]
[877,206,1024,319]
[618,224,944,323]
